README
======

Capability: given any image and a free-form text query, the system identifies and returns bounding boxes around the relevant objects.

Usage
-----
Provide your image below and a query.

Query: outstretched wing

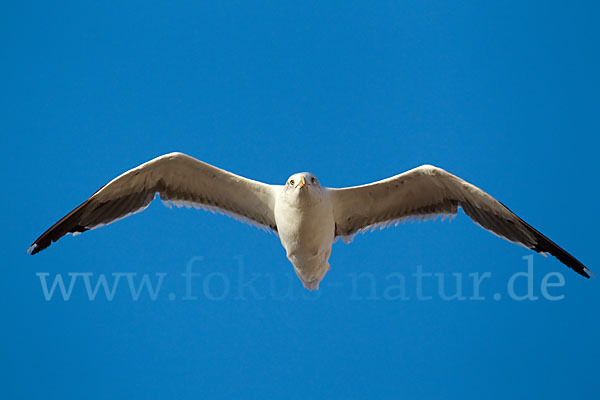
[29,152,278,254]
[329,165,590,278]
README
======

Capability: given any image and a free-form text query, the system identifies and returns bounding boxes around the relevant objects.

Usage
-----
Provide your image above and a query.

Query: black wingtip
[28,232,57,255]
[27,242,44,255]
[533,238,591,279]
[578,269,591,279]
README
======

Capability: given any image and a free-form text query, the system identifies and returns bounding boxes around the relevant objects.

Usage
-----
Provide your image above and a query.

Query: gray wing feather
[329,165,590,278]
[29,152,278,254]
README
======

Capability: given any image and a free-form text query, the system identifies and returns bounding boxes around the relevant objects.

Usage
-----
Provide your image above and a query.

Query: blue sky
[2,1,599,399]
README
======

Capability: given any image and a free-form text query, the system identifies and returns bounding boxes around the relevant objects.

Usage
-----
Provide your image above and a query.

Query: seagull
[28,152,591,289]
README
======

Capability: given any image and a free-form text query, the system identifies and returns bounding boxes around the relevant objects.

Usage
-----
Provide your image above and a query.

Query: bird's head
[284,173,322,204]
[286,172,320,190]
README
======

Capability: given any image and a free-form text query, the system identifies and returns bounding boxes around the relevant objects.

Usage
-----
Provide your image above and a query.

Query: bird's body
[28,152,592,289]
[274,173,335,289]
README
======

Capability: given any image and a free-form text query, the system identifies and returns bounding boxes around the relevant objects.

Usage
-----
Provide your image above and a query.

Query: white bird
[28,152,591,289]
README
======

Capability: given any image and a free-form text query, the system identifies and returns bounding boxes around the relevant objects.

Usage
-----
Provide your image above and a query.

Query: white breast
[274,187,335,289]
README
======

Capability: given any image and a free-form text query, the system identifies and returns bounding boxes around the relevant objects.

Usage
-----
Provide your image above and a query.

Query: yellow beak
[296,176,306,189]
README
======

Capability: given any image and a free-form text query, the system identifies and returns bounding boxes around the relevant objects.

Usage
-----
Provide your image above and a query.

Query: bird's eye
[289,179,295,186]
[311,177,316,184]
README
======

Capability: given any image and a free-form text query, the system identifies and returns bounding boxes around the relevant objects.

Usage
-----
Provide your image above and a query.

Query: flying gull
[28,152,591,289]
